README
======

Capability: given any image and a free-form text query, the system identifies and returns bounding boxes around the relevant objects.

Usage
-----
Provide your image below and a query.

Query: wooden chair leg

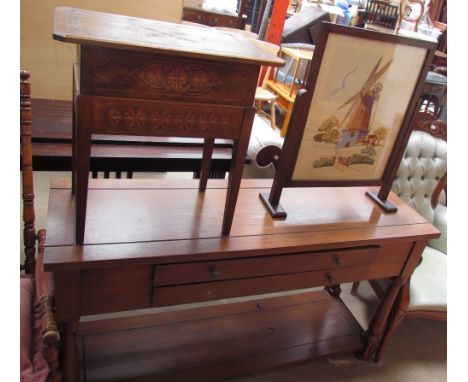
[270,100,277,130]
[280,103,294,137]
[256,100,263,114]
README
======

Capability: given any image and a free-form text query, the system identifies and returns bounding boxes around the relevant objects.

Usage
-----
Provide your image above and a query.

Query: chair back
[21,70,37,274]
[391,111,447,224]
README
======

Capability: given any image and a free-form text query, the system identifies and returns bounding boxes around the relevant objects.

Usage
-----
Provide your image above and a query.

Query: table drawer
[153,246,378,286]
[80,45,258,107]
[152,265,372,307]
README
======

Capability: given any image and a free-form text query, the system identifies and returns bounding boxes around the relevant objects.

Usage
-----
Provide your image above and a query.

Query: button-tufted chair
[351,111,447,362]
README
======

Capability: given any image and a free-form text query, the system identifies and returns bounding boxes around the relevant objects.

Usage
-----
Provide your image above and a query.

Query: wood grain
[44,178,440,377]
[78,291,364,382]
[53,7,283,66]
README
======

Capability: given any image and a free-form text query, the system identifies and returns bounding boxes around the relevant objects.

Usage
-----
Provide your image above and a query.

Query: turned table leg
[361,276,404,360]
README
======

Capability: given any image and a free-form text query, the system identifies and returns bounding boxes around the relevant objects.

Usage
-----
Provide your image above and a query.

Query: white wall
[21,0,183,100]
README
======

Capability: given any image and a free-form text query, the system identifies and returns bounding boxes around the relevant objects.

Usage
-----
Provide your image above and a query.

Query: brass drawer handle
[334,256,343,267]
[209,265,220,280]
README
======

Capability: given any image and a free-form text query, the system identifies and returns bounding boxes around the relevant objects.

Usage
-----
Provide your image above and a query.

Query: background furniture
[419,68,447,118]
[282,5,331,44]
[182,0,248,28]
[266,45,314,136]
[362,0,399,31]
[53,7,283,244]
[20,0,184,101]
[351,112,447,361]
[245,113,284,178]
[396,0,425,33]
[20,70,60,382]
[43,176,438,381]
[252,39,281,130]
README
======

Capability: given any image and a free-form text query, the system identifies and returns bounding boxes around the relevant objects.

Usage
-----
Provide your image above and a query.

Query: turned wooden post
[20,70,36,274]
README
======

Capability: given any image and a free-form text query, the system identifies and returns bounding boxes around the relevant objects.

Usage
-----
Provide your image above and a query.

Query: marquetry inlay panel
[91,98,244,139]
[80,46,259,106]
[131,63,221,94]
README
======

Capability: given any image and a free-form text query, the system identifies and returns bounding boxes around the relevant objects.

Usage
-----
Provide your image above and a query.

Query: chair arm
[427,204,447,254]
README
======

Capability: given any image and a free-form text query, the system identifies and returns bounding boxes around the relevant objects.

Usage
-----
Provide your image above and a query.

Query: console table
[52,7,283,244]
[43,179,439,381]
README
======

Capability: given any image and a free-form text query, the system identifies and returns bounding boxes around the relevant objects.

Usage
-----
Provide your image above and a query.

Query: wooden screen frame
[260,23,437,217]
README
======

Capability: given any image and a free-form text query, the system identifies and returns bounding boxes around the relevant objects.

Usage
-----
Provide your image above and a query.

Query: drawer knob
[326,273,334,284]
[335,256,343,267]
[209,265,220,280]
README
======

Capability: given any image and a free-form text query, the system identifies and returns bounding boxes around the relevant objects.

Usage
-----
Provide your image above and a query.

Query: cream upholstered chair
[352,112,447,361]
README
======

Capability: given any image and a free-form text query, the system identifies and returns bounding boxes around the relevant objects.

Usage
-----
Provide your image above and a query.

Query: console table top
[43,178,439,270]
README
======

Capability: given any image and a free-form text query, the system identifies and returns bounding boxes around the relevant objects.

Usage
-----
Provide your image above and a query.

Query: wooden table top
[53,7,284,67]
[281,47,314,61]
[44,179,439,271]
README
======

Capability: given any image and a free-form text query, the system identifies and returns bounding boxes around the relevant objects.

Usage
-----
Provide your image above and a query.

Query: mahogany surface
[53,7,283,244]
[43,178,439,380]
[44,179,436,264]
[53,7,282,66]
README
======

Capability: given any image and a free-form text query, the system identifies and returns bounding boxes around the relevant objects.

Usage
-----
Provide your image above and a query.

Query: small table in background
[266,46,313,137]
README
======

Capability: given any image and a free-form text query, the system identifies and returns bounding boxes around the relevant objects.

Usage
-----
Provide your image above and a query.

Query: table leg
[361,276,404,361]
[74,96,92,245]
[222,107,255,235]
[55,271,81,382]
[72,65,77,195]
[199,138,215,192]
[374,281,409,363]
[60,320,80,382]
[72,108,77,195]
